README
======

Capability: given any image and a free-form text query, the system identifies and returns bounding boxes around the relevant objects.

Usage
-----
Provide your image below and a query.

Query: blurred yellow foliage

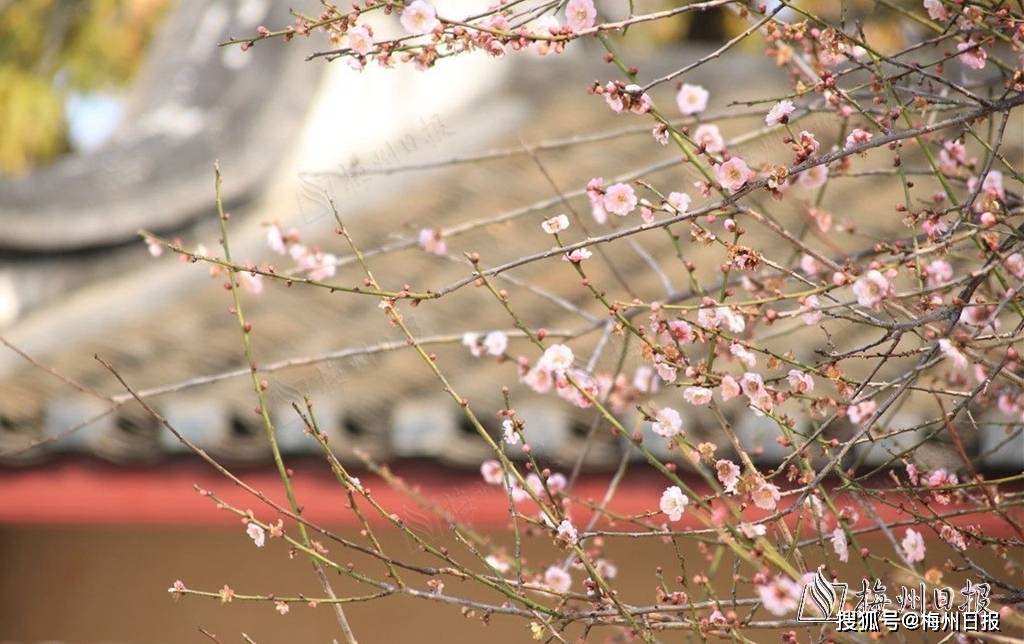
[0,0,168,175]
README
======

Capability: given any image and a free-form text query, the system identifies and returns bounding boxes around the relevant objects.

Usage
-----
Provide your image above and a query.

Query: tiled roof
[1,12,1020,473]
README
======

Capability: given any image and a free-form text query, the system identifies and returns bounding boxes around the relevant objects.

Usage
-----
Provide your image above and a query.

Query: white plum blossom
[544,566,572,593]
[541,214,570,234]
[666,191,691,214]
[546,473,567,494]
[485,555,510,573]
[556,519,578,545]
[480,460,503,485]
[739,522,767,538]
[683,386,713,406]
[699,305,746,333]
[676,84,709,115]
[651,407,683,437]
[501,418,519,445]
[462,333,484,357]
[659,485,689,521]
[831,528,850,562]
[633,366,658,393]
[539,344,574,374]
[800,254,820,275]
[483,331,508,357]
[757,576,803,615]
[902,528,926,562]
[730,343,757,368]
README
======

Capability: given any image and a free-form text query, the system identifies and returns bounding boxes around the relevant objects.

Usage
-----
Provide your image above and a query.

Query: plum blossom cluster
[130,1,1024,641]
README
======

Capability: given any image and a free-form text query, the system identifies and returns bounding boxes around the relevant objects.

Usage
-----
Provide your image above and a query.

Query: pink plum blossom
[266,224,287,255]
[852,270,892,308]
[957,40,987,70]
[418,228,447,255]
[667,320,694,343]
[714,157,755,193]
[800,295,823,325]
[751,480,781,511]
[347,25,373,55]
[246,522,266,547]
[924,259,952,287]
[693,123,725,152]
[923,0,949,21]
[400,1,438,35]
[845,128,873,149]
[240,271,263,295]
[564,248,592,263]
[938,339,968,370]
[564,0,596,32]
[1004,253,1024,279]
[720,375,741,401]
[847,399,878,424]
[765,99,795,125]
[787,369,814,393]
[603,183,637,216]
[798,164,829,189]
[716,460,740,493]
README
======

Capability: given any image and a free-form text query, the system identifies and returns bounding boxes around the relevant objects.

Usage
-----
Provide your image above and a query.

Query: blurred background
[0,1,1020,641]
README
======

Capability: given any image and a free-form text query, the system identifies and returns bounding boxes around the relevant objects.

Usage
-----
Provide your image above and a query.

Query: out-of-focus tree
[0,0,168,175]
